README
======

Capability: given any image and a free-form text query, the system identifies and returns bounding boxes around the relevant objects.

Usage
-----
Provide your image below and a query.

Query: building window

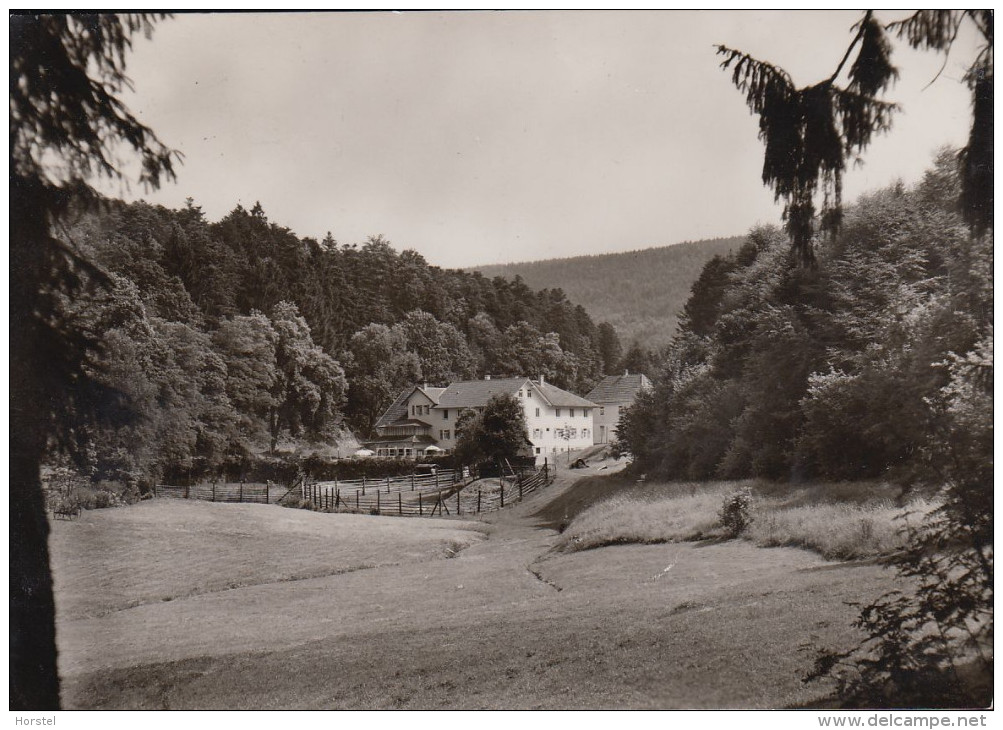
[443,410,448,419]
[583,429,590,438]
[405,448,412,457]
[424,405,430,415]
[555,408,562,417]
[535,408,540,417]
[518,389,523,398]
[570,408,575,417]
[444,430,450,440]
[535,447,541,454]
[600,407,605,416]
[532,428,542,439]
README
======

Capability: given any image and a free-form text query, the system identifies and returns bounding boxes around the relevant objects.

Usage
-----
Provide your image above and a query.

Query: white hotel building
[367,376,597,464]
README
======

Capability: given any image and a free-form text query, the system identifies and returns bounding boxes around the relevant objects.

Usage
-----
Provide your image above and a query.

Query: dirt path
[55,466,894,710]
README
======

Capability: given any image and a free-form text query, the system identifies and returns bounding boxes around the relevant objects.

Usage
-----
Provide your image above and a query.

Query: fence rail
[154,481,281,504]
[312,469,462,495]
[301,462,553,517]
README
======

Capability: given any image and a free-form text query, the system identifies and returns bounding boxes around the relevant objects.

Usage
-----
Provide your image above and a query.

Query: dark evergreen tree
[10,13,178,708]
[717,10,992,263]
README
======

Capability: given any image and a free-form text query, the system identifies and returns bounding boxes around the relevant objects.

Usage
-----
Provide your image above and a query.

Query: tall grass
[746,499,933,560]
[555,492,723,552]
[555,480,936,561]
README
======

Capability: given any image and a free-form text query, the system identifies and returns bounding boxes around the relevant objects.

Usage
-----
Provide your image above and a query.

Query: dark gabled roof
[420,387,446,404]
[586,373,652,405]
[379,377,599,417]
[435,377,597,409]
[374,386,448,431]
[533,381,598,409]
[373,387,413,430]
[435,378,528,408]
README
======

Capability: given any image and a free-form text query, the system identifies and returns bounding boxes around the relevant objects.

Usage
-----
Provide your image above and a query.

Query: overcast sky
[110,10,979,268]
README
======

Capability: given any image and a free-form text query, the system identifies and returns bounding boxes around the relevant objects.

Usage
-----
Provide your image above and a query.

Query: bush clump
[719,489,753,537]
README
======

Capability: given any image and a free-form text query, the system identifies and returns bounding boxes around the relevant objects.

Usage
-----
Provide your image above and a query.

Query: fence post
[336,488,341,509]
[500,482,504,508]
[398,492,402,516]
[386,476,391,494]
[377,490,380,514]
[477,489,481,513]
[184,483,189,500]
[212,481,216,502]
[419,492,423,516]
[356,490,360,510]
[265,480,270,504]
[239,479,244,503]
[456,490,461,515]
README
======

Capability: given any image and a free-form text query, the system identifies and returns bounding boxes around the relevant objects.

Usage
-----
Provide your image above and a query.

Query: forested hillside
[619,153,992,485]
[59,199,623,487]
[472,236,743,349]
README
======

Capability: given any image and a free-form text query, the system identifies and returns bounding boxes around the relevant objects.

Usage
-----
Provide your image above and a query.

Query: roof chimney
[539,374,545,386]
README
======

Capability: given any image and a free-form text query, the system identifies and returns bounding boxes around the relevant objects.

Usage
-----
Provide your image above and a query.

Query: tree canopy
[620,152,990,484]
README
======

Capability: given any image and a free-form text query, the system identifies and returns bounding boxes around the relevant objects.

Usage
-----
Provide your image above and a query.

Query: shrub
[805,333,993,707]
[719,489,753,537]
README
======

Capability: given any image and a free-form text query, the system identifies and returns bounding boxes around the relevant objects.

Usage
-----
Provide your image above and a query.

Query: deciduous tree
[454,394,529,467]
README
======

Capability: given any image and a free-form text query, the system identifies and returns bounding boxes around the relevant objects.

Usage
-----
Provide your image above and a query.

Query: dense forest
[58,198,624,487]
[619,151,992,486]
[473,235,742,349]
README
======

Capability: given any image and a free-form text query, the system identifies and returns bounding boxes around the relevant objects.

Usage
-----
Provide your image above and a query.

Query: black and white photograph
[10,9,993,718]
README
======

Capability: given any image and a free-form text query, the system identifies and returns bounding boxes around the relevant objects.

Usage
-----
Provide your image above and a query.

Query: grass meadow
[51,473,907,709]
[50,499,486,620]
[549,476,935,560]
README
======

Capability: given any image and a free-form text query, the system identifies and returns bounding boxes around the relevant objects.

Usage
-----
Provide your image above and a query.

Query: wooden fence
[155,461,555,518]
[301,462,553,517]
[154,480,282,504]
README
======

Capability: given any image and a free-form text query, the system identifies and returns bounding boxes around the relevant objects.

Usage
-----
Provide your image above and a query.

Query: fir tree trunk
[10,199,61,708]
